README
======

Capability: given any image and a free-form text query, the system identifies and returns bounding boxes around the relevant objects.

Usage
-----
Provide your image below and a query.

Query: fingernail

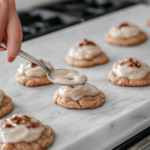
[8,57,16,62]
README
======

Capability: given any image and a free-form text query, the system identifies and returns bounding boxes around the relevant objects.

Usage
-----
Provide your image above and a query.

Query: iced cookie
[108,57,150,86]
[105,23,147,46]
[15,59,54,87]
[0,114,55,150]
[66,39,109,67]
[0,89,13,118]
[53,83,105,109]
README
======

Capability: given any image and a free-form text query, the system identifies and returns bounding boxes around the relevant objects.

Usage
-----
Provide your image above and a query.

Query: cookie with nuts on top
[66,39,109,68]
[108,57,150,86]
[105,22,147,46]
[0,114,55,150]
[0,89,13,118]
[53,83,105,109]
[15,59,54,87]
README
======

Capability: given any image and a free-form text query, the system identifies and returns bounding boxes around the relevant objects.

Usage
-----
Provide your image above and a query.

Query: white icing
[17,60,53,77]
[109,24,141,38]
[50,69,87,85]
[0,114,44,143]
[68,44,102,60]
[59,83,99,101]
[113,58,150,80]
[0,90,5,107]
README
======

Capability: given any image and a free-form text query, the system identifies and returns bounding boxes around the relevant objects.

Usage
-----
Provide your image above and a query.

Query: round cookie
[15,73,52,87]
[53,89,105,109]
[0,95,13,118]
[66,39,109,68]
[105,22,147,46]
[15,59,53,87]
[108,58,150,86]
[66,51,109,68]
[105,31,147,46]
[0,125,55,150]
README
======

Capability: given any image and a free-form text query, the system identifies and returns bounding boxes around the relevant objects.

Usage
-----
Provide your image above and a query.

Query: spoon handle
[0,41,51,74]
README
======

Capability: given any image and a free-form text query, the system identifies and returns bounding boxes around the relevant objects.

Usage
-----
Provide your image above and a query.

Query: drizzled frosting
[113,58,150,80]
[0,90,5,107]
[17,60,53,77]
[50,69,87,85]
[59,83,99,101]
[0,114,44,143]
[68,44,102,60]
[109,23,141,38]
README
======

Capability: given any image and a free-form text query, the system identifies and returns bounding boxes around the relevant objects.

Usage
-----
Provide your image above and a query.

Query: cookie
[108,61,150,86]
[66,39,109,67]
[15,59,53,87]
[0,95,13,118]
[15,73,52,87]
[66,51,109,68]
[53,89,105,109]
[105,31,147,46]
[0,125,55,150]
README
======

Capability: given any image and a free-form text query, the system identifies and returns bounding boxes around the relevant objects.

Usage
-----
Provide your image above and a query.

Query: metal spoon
[0,41,87,86]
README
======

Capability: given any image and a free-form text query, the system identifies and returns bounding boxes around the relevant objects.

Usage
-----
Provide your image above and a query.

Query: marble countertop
[1,4,150,150]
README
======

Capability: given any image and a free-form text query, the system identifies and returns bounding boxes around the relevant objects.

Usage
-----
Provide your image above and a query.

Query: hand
[0,0,23,62]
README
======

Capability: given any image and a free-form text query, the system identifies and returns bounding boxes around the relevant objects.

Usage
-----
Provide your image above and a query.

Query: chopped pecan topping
[4,123,15,128]
[79,39,96,47]
[30,122,39,128]
[120,57,141,68]
[70,86,74,88]
[22,115,31,122]
[27,59,44,67]
[118,22,129,29]
[7,115,39,129]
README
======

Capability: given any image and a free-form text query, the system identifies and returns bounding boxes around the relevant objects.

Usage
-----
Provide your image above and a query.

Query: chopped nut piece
[38,59,43,63]
[118,22,129,29]
[22,115,31,122]
[120,62,125,65]
[30,122,39,128]
[27,61,36,68]
[79,43,83,46]
[70,86,74,88]
[136,63,141,68]
[4,123,15,128]
[79,39,96,47]
[120,57,141,68]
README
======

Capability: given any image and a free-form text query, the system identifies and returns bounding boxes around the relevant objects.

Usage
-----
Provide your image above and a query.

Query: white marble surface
[1,4,150,150]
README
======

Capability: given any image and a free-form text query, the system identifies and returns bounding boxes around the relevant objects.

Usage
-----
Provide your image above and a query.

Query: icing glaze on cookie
[17,60,53,77]
[0,114,44,143]
[59,83,99,100]
[50,69,87,85]
[68,44,102,60]
[113,58,150,80]
[109,23,140,38]
[0,90,5,107]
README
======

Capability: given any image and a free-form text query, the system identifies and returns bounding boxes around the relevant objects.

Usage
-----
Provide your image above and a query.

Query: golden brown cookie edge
[105,31,147,46]
[15,73,52,87]
[0,124,55,150]
[65,51,109,68]
[53,89,105,109]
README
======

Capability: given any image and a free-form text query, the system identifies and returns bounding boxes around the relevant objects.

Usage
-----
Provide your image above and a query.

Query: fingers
[6,0,23,62]
[0,0,8,51]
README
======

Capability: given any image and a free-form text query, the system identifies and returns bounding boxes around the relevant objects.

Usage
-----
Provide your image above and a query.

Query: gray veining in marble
[0,4,150,150]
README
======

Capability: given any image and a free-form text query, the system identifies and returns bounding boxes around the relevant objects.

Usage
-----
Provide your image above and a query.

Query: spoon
[0,41,87,86]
